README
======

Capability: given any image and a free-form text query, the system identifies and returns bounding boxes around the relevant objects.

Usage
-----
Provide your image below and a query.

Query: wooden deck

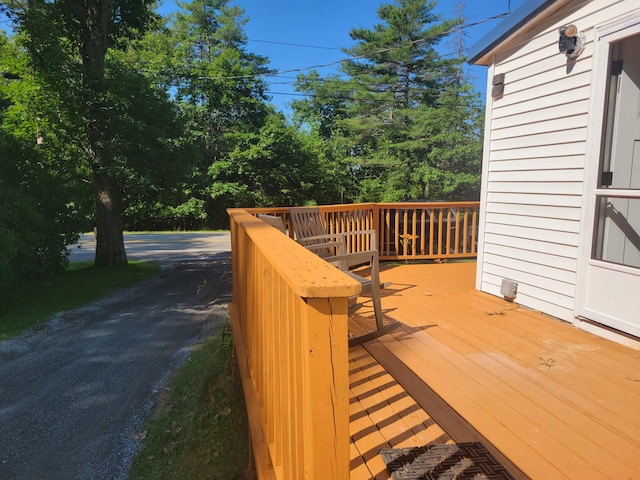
[348,261,640,480]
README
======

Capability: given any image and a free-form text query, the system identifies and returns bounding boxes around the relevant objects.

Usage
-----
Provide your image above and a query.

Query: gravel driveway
[0,255,232,480]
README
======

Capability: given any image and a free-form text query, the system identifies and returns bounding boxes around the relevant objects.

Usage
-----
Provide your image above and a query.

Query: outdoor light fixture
[559,24,586,58]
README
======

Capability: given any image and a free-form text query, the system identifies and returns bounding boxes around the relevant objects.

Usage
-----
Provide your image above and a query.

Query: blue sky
[0,1,527,112]
[157,0,526,112]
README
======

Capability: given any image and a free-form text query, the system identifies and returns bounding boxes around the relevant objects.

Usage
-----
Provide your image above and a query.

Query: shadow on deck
[348,261,640,480]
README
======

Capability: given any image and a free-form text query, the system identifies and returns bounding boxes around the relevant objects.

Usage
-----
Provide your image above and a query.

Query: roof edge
[468,0,559,65]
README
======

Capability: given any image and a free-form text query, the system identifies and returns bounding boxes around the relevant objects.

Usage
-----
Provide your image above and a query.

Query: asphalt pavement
[68,231,231,264]
[0,233,232,480]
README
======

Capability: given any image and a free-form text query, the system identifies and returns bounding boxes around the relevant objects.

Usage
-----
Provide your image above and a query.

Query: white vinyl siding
[477,0,639,322]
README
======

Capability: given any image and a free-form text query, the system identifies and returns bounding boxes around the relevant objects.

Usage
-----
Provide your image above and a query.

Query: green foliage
[293,0,484,203]
[135,0,341,227]
[130,324,250,480]
[163,0,274,227]
[7,0,167,267]
[0,36,90,291]
[106,51,192,231]
[208,112,323,208]
[0,0,487,266]
[4,1,189,255]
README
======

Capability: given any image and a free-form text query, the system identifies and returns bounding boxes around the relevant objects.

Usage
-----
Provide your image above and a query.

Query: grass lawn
[130,324,251,480]
[0,261,160,340]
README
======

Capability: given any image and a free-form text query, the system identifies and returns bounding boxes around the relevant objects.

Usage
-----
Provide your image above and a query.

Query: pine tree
[294,0,484,202]
[165,0,274,225]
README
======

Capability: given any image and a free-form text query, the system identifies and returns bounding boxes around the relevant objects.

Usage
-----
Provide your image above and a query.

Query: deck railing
[227,209,358,479]
[229,202,478,478]
[245,201,479,261]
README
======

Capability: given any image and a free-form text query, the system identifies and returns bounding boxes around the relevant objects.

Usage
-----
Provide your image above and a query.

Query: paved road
[0,233,232,480]
[69,232,231,263]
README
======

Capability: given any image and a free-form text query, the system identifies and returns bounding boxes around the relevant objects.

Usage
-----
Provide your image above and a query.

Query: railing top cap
[229,209,362,299]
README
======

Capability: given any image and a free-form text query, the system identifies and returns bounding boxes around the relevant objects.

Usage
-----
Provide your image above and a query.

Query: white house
[468,0,640,348]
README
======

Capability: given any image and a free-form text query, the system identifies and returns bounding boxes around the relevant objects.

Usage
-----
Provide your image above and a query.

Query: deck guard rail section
[227,209,360,480]
[245,202,479,261]
[375,202,479,260]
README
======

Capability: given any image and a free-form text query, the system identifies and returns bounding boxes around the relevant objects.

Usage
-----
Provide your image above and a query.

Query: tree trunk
[94,170,127,266]
[68,0,128,266]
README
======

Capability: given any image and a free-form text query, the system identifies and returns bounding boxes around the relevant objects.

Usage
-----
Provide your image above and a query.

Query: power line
[260,50,474,88]
[264,89,486,112]
[248,38,342,51]
[193,12,511,82]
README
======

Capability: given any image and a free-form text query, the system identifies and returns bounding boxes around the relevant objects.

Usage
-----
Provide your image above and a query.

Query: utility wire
[248,38,342,51]
[192,12,511,82]
[260,49,477,88]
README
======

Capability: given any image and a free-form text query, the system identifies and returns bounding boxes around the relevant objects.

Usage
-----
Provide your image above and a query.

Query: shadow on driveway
[0,254,232,480]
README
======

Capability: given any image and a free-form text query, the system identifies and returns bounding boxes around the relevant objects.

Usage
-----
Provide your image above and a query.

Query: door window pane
[593,196,640,268]
[597,36,640,190]
[593,34,640,269]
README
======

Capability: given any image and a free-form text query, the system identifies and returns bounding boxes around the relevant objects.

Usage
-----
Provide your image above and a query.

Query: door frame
[576,12,640,337]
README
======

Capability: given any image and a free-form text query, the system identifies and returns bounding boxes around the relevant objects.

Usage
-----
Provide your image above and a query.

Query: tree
[291,71,359,203]
[165,0,273,226]
[408,1,483,200]
[0,33,89,292]
[104,39,191,232]
[8,0,158,266]
[208,110,323,208]
[294,0,484,202]
[292,71,351,140]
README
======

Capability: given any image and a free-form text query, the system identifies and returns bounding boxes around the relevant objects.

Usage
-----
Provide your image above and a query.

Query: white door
[580,30,640,338]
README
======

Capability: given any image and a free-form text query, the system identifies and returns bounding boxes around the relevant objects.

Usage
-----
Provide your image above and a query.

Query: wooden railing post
[228,209,358,480]
[302,297,349,478]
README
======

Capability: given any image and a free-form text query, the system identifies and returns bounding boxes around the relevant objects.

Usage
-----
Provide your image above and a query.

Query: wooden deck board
[427,315,640,450]
[379,325,572,479]
[389,324,629,478]
[348,345,454,480]
[443,295,640,438]
[350,347,449,448]
[347,261,640,480]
